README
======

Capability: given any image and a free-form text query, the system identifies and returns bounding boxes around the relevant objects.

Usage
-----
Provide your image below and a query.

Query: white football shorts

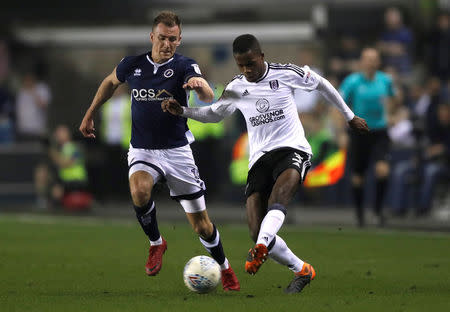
[128,144,206,204]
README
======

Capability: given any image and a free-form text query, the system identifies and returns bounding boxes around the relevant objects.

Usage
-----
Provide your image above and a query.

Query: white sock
[150,237,162,246]
[268,235,304,273]
[220,258,230,270]
[256,209,285,246]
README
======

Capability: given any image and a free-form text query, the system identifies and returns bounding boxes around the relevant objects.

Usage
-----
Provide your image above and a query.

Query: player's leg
[244,192,270,274]
[373,130,391,226]
[181,197,240,291]
[128,148,167,276]
[166,145,239,291]
[350,132,370,227]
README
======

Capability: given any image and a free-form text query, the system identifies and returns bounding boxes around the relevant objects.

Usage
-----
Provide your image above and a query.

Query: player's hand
[79,115,96,138]
[348,116,369,134]
[161,98,183,115]
[183,77,205,91]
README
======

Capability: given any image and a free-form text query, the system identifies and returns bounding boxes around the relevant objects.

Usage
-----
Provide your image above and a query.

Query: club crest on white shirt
[269,80,279,90]
[256,98,270,113]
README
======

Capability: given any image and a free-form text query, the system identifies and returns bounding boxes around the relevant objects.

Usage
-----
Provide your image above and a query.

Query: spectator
[98,84,131,199]
[329,34,361,83]
[378,7,414,78]
[390,102,449,216]
[15,70,51,142]
[0,40,14,144]
[49,125,90,209]
[426,12,450,83]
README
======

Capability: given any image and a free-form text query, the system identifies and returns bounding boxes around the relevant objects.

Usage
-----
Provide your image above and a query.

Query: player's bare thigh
[246,192,268,242]
[129,171,155,207]
[268,168,301,206]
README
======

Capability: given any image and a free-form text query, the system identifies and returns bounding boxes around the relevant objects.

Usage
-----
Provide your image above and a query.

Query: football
[183,255,221,293]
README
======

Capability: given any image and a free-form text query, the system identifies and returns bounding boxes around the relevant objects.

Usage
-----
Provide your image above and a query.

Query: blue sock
[133,200,160,241]
[199,224,226,266]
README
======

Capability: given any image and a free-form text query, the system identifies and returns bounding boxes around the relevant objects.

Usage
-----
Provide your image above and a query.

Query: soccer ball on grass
[183,255,221,293]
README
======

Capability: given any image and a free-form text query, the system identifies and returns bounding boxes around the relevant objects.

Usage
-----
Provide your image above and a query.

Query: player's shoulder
[174,53,197,65]
[376,71,393,83]
[119,52,147,65]
[343,72,364,85]
[268,62,307,77]
[226,74,244,88]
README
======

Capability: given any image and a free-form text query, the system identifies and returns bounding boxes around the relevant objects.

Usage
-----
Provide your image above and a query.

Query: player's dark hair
[233,34,262,55]
[153,11,181,30]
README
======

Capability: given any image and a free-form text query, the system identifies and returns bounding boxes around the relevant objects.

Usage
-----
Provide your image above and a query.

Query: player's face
[234,51,265,82]
[150,23,181,63]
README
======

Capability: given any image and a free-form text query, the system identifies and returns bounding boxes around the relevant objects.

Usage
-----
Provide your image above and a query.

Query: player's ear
[150,32,154,44]
[176,36,182,47]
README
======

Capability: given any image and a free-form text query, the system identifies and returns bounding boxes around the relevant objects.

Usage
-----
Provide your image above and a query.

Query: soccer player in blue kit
[79,11,240,291]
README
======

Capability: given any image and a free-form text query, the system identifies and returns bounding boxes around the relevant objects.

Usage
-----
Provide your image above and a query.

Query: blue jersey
[116,52,202,149]
[339,71,395,130]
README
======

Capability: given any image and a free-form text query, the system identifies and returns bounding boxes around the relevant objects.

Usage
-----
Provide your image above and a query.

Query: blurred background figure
[339,48,398,227]
[98,84,131,200]
[426,12,450,85]
[390,101,449,216]
[15,69,51,143]
[0,40,14,144]
[34,125,91,211]
[377,7,414,82]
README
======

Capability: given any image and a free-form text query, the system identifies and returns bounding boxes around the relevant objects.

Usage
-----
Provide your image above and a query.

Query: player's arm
[79,68,122,138]
[316,76,369,134]
[183,77,214,103]
[162,98,225,123]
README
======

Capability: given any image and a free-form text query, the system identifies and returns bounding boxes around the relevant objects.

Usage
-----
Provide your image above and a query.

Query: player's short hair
[153,11,181,30]
[233,34,262,55]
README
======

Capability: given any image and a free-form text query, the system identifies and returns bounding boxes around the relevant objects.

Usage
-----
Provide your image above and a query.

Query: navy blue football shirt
[116,52,202,149]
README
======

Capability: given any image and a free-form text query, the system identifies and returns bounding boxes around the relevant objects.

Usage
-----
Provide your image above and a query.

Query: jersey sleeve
[182,57,203,83]
[210,84,238,117]
[115,56,133,83]
[284,65,320,92]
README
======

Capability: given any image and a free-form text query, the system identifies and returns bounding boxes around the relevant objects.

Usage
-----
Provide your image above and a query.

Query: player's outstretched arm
[161,98,225,123]
[316,76,369,134]
[79,68,122,138]
[183,77,214,103]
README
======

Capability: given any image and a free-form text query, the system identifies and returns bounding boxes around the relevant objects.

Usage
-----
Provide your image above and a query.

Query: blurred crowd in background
[0,2,448,222]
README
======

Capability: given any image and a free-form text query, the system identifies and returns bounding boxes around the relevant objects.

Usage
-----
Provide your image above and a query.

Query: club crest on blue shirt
[269,80,279,90]
[164,69,174,78]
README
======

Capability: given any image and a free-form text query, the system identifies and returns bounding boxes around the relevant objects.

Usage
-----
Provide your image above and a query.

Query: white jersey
[211,62,320,169]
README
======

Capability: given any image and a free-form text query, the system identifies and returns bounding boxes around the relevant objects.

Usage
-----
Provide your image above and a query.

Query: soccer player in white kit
[162,34,369,293]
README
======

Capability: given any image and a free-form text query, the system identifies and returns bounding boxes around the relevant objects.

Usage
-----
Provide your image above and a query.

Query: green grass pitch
[1,215,449,312]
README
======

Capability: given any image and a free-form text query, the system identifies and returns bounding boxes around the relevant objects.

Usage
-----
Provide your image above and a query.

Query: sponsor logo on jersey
[131,88,173,102]
[134,68,142,76]
[248,109,285,127]
[255,98,270,113]
[163,69,174,78]
[269,80,279,90]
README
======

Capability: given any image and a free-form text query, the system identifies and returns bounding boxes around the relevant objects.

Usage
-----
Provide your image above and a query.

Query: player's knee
[130,187,151,207]
[269,185,294,205]
[375,161,389,179]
